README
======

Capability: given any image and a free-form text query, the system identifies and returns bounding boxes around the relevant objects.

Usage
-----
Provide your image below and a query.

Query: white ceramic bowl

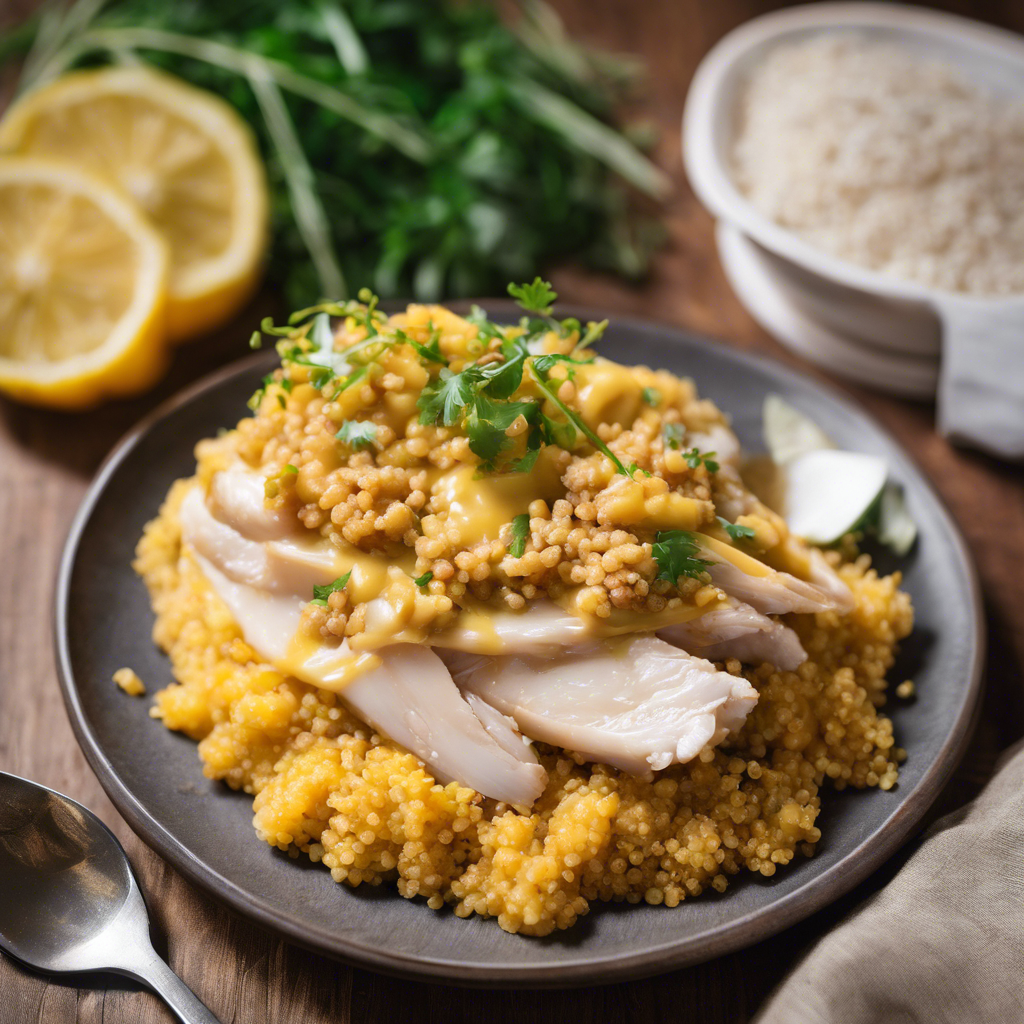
[683,2,1024,458]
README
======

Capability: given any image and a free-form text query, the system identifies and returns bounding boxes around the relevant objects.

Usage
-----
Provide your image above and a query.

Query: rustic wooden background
[2,1,1024,1021]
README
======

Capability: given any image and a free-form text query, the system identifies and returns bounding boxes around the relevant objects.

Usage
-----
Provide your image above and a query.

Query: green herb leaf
[717,516,755,542]
[413,571,433,587]
[508,278,558,315]
[530,362,630,476]
[683,447,720,474]
[466,395,537,466]
[653,531,712,585]
[508,513,531,557]
[642,387,661,407]
[335,420,379,451]
[417,366,484,426]
[312,571,352,605]
[663,423,684,450]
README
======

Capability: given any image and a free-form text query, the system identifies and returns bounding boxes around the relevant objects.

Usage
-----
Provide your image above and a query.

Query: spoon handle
[120,944,221,1024]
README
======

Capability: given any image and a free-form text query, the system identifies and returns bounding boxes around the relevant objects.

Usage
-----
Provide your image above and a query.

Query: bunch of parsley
[5,0,668,306]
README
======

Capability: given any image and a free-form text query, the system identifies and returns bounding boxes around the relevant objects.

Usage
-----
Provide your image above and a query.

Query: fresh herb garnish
[508,277,558,316]
[262,463,299,499]
[7,3,668,306]
[508,513,531,558]
[652,531,713,585]
[311,571,352,606]
[335,420,379,451]
[717,517,756,542]
[642,387,661,407]
[663,423,684,450]
[413,571,433,588]
[682,447,720,474]
[530,362,632,476]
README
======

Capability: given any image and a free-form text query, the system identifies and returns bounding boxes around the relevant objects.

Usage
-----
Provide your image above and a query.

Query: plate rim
[53,304,985,987]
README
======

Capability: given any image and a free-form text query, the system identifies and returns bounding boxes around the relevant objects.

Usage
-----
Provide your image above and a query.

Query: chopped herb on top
[663,423,684,450]
[311,571,352,606]
[508,513,531,558]
[413,571,433,588]
[642,387,662,407]
[717,517,756,542]
[335,420,379,451]
[508,277,558,316]
[682,447,720,474]
[652,531,712,584]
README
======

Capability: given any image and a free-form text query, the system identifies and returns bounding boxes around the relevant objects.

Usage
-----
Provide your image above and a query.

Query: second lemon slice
[0,67,269,341]
[0,158,168,409]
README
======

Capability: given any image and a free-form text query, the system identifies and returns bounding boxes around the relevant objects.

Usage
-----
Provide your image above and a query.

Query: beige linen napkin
[754,739,1024,1024]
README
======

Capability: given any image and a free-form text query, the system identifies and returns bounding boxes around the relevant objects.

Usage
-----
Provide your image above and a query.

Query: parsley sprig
[311,571,352,607]
[508,513,531,557]
[717,517,755,542]
[652,531,713,585]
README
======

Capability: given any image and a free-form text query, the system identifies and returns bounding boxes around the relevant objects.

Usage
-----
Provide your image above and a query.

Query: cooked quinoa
[135,290,913,936]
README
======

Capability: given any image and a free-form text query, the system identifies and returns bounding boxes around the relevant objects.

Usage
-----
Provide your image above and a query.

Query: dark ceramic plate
[55,306,983,987]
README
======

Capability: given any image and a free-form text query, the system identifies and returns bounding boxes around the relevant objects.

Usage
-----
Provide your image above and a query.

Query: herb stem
[37,26,433,161]
[529,362,631,476]
[247,65,347,299]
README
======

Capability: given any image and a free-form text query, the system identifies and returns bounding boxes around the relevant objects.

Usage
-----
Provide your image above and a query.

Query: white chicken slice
[181,489,547,806]
[657,599,807,671]
[697,538,848,616]
[430,599,592,656]
[337,644,547,806]
[180,487,341,596]
[443,636,758,776]
[209,465,299,541]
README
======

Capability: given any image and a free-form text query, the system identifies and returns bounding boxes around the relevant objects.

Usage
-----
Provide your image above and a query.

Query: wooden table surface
[3,1,1024,1021]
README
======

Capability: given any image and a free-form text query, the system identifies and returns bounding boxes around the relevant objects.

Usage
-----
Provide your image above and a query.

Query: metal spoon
[0,771,220,1024]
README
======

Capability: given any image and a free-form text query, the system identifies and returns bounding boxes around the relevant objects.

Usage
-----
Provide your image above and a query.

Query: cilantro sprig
[508,513,531,557]
[717,517,755,542]
[683,447,720,474]
[310,571,352,606]
[652,531,713,585]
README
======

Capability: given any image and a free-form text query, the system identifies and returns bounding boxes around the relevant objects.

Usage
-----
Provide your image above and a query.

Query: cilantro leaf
[663,423,684,450]
[466,395,536,465]
[642,387,661,407]
[417,366,484,426]
[467,305,506,342]
[480,336,530,399]
[508,513,530,557]
[530,362,631,476]
[413,571,433,587]
[683,447,720,474]
[653,531,713,585]
[336,420,379,451]
[311,571,352,605]
[505,446,541,474]
[717,516,756,542]
[508,277,557,315]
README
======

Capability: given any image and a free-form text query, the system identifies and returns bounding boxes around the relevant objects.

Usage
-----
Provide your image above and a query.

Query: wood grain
[2,2,1023,1021]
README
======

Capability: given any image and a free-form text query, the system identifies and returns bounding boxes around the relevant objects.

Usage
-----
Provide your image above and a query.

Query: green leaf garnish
[653,531,713,585]
[508,277,558,315]
[642,387,661,407]
[530,362,631,476]
[508,513,531,557]
[663,423,684,450]
[413,571,433,587]
[335,420,379,451]
[683,447,720,474]
[717,517,755,542]
[311,571,352,606]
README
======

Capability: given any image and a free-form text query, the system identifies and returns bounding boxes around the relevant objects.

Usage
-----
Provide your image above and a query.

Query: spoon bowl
[0,771,219,1024]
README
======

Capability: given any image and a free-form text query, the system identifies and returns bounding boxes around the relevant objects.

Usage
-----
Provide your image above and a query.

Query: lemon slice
[0,67,268,341]
[0,158,169,409]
